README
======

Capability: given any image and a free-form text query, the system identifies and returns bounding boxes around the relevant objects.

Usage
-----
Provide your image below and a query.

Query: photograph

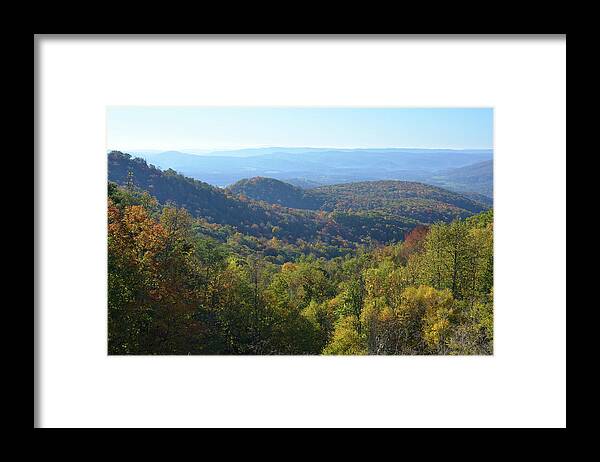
[107,107,494,355]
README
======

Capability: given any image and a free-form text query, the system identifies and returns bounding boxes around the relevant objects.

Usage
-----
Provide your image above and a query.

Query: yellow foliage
[281,262,297,272]
[322,316,367,355]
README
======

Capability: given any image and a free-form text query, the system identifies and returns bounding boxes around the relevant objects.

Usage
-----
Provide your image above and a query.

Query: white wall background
[36,36,566,428]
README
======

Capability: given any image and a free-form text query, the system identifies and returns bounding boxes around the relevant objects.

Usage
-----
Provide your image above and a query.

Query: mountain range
[127,147,493,198]
[108,151,490,253]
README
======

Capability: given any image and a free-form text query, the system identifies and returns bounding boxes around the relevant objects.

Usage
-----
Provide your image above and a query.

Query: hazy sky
[107,107,493,152]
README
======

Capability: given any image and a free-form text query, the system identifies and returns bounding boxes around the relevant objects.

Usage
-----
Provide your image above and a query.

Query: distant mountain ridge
[427,160,493,197]
[285,178,325,189]
[129,147,493,196]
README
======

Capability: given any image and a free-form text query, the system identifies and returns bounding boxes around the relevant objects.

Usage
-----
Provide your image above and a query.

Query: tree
[323,316,367,355]
[400,225,429,263]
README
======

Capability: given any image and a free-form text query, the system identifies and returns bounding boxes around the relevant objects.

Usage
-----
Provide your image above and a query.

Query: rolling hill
[109,152,490,252]
[108,152,415,247]
[227,177,324,210]
[227,176,488,223]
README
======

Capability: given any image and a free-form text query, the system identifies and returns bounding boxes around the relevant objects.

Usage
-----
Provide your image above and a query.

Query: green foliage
[322,316,367,355]
[314,180,487,220]
[107,164,494,355]
[227,176,489,224]
[227,177,324,210]
[108,153,490,262]
[302,300,335,352]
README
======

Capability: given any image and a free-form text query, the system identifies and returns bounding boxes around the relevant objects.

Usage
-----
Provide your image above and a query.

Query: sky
[107,107,493,152]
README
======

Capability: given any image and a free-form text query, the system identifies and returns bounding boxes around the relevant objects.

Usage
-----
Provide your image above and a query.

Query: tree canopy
[108,176,493,355]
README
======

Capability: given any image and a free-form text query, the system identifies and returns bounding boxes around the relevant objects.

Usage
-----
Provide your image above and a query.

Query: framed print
[106,107,494,356]
[35,35,566,428]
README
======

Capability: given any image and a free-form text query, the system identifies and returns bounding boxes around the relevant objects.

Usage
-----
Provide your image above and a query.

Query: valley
[107,148,493,356]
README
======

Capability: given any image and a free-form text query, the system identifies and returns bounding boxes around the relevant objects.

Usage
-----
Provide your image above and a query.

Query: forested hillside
[108,151,493,355]
[313,180,486,220]
[228,176,488,223]
[227,177,324,210]
[109,152,488,256]
[108,183,493,355]
[109,151,418,251]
